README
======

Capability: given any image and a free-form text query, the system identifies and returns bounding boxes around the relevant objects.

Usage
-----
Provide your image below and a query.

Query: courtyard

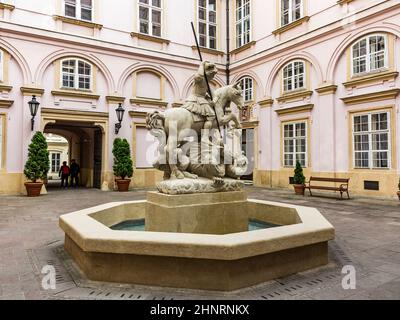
[1,187,399,300]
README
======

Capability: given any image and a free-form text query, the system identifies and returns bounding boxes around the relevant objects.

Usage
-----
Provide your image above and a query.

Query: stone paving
[1,186,400,300]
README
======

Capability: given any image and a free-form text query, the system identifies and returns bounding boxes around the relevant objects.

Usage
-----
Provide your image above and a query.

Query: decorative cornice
[315,85,338,96]
[41,107,109,119]
[275,104,314,116]
[276,90,313,103]
[230,41,256,55]
[129,111,148,118]
[242,120,259,129]
[106,95,126,104]
[272,16,310,35]
[340,89,400,105]
[130,98,168,107]
[53,15,103,29]
[0,84,13,92]
[191,46,225,56]
[20,87,45,96]
[343,71,399,88]
[0,3,15,10]
[337,0,354,5]
[0,99,14,108]
[51,90,100,100]
[258,98,274,108]
[130,32,170,45]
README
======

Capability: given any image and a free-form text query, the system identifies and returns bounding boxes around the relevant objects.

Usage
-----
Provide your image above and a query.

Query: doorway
[93,128,102,189]
[241,128,255,181]
[43,121,104,190]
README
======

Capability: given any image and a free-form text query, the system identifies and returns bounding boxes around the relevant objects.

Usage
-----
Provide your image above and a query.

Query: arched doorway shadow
[43,121,104,191]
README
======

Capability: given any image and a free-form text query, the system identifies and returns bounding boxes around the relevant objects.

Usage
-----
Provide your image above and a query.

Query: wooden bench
[305,177,350,199]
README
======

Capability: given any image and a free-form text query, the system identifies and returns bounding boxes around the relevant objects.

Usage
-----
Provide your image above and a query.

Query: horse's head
[228,82,245,110]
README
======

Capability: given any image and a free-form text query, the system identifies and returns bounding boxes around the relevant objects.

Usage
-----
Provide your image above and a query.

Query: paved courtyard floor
[1,186,400,300]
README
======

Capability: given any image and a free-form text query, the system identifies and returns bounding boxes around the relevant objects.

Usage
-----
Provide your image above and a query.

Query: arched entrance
[41,108,110,190]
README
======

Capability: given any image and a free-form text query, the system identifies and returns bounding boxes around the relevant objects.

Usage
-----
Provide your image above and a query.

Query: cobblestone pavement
[1,186,400,300]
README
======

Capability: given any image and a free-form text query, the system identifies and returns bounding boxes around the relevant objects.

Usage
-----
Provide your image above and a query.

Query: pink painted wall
[0,0,399,192]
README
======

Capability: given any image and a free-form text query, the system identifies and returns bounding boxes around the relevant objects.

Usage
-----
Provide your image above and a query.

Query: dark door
[241,128,254,181]
[93,129,102,189]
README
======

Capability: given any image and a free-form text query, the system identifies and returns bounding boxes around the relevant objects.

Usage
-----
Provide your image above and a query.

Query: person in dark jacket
[69,159,80,188]
[59,161,70,189]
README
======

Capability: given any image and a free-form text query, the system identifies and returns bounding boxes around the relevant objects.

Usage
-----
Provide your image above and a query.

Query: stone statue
[146,61,249,194]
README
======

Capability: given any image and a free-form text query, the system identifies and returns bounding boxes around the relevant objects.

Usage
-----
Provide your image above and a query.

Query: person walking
[70,159,80,188]
[59,161,70,189]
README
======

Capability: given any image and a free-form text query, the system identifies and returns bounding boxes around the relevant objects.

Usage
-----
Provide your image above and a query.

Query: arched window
[239,77,254,102]
[61,59,92,90]
[283,60,305,92]
[351,34,388,76]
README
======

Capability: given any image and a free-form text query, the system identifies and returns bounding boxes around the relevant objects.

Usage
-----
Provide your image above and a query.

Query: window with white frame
[51,153,61,173]
[351,34,388,76]
[236,0,251,48]
[0,50,3,82]
[239,77,254,102]
[283,60,305,92]
[198,0,217,50]
[61,59,92,90]
[138,0,162,37]
[353,112,390,169]
[284,121,307,167]
[64,0,93,21]
[281,0,302,27]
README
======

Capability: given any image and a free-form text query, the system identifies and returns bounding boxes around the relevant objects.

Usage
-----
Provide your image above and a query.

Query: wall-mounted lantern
[28,95,40,131]
[115,103,125,134]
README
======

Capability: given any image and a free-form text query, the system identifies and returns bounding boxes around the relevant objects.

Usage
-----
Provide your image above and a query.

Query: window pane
[152,24,161,37]
[152,0,161,8]
[140,22,149,34]
[208,0,216,12]
[81,8,92,21]
[65,4,76,18]
[139,6,149,20]
[152,10,161,24]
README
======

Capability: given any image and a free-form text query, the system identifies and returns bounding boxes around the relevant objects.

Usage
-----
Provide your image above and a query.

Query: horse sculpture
[146,83,246,180]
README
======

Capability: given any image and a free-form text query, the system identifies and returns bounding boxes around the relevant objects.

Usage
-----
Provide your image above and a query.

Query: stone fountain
[59,61,334,291]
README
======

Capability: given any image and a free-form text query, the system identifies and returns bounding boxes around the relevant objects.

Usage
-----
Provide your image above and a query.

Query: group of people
[58,159,80,189]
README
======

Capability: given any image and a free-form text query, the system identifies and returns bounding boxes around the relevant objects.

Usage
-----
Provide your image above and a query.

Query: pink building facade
[0,0,399,197]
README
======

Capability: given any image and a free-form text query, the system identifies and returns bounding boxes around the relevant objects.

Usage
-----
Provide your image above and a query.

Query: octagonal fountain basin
[59,191,335,291]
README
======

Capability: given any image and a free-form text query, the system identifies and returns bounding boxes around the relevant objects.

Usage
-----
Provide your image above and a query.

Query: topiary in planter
[24,132,50,197]
[293,161,306,195]
[112,138,134,192]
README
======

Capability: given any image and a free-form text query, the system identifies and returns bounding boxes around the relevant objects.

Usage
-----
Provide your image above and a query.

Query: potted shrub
[293,160,306,196]
[112,138,133,192]
[24,132,50,197]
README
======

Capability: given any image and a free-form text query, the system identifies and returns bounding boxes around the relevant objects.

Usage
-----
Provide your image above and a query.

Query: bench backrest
[309,177,349,183]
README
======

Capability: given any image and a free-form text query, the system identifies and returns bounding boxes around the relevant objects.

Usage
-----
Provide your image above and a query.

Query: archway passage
[44,121,104,190]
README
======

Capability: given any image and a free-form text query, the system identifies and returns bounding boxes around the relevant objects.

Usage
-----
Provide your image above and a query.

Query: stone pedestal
[145,191,248,234]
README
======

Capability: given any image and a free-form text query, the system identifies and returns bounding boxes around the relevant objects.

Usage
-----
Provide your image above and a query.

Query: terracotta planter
[116,179,131,192]
[293,184,305,196]
[25,182,43,197]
